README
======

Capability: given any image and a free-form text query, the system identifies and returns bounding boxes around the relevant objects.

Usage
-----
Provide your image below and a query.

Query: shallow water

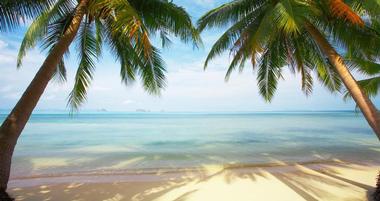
[2,112,379,177]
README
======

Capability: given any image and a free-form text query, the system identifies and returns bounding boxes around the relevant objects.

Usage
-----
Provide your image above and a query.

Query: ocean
[1,112,379,178]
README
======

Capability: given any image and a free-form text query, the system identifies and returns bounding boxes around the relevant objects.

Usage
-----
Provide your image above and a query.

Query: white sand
[9,161,379,201]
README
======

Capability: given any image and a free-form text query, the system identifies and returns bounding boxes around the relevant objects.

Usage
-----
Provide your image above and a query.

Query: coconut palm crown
[17,0,201,110]
[197,0,380,138]
[198,0,380,100]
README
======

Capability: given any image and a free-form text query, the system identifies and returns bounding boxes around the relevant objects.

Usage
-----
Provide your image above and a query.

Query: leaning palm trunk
[0,0,89,195]
[305,22,380,140]
[375,172,380,201]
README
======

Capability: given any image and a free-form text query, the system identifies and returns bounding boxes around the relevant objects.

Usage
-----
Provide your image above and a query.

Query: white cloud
[0,86,12,93]
[93,86,111,92]
[122,100,135,105]
[4,91,22,100]
[0,52,16,64]
[22,50,45,65]
[0,40,8,49]
[42,95,56,101]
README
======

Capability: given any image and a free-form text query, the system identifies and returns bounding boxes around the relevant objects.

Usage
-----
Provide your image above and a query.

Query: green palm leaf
[129,0,201,46]
[68,20,100,111]
[17,0,75,67]
[0,0,56,31]
[17,0,200,112]
[257,37,286,101]
[198,0,377,101]
[344,76,380,99]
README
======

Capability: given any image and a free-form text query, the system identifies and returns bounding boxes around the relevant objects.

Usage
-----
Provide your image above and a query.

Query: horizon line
[0,109,360,114]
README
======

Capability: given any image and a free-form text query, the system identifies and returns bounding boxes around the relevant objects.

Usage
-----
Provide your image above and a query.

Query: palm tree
[0,0,55,31]
[343,60,380,100]
[1,2,54,199]
[197,0,380,138]
[375,171,380,201]
[0,0,200,197]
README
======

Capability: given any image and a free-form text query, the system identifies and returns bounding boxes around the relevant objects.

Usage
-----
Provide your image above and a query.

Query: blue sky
[0,0,378,112]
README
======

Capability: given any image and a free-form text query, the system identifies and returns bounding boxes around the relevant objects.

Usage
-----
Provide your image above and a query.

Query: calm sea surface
[1,112,379,177]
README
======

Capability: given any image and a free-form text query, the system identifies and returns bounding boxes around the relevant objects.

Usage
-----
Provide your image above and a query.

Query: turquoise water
[1,112,380,177]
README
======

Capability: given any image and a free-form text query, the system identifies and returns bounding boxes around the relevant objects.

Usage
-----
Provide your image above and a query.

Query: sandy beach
[3,112,380,201]
[8,160,379,201]
[2,0,380,200]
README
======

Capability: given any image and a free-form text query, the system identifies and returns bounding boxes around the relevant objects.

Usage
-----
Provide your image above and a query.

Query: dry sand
[8,160,379,201]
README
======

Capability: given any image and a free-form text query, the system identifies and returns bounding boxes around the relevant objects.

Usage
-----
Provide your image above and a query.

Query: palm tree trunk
[375,172,380,201]
[0,0,89,194]
[304,22,380,140]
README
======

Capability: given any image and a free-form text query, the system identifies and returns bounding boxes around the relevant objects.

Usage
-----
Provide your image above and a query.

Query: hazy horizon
[0,109,366,114]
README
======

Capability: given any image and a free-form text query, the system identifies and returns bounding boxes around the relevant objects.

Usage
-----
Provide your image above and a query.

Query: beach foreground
[9,160,379,201]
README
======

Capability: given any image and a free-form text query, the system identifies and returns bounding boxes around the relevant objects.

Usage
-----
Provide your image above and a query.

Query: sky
[0,0,378,112]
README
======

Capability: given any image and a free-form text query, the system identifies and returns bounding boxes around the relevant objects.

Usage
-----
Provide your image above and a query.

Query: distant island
[136,109,150,112]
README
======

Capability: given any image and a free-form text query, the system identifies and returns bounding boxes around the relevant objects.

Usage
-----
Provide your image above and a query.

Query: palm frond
[257,36,286,101]
[139,46,167,95]
[0,0,56,31]
[103,16,166,94]
[103,19,139,85]
[344,76,380,99]
[272,0,309,34]
[128,0,202,47]
[197,0,266,31]
[68,20,100,111]
[329,0,364,26]
[345,56,380,76]
[52,59,67,83]
[204,4,268,69]
[17,0,75,67]
[316,61,342,92]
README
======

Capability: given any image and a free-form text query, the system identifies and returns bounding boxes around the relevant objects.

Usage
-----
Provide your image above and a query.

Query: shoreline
[8,160,379,201]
